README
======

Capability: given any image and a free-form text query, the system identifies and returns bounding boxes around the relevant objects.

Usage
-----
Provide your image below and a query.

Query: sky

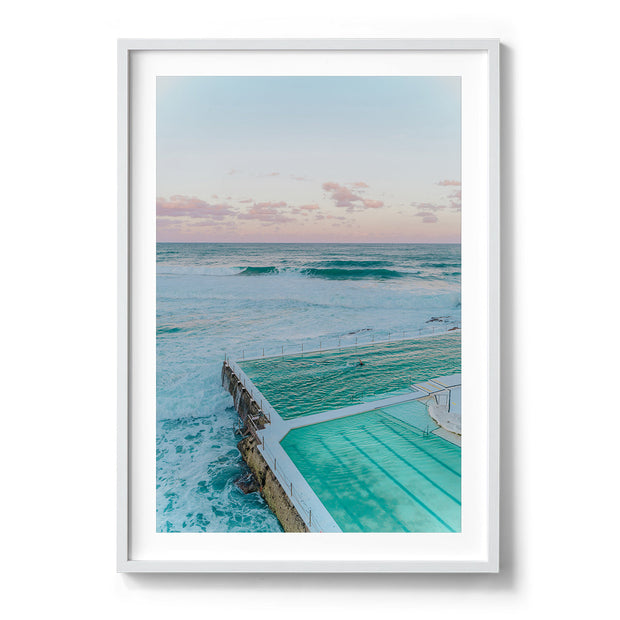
[157,76,461,243]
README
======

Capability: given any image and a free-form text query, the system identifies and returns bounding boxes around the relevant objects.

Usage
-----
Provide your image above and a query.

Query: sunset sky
[157,76,461,243]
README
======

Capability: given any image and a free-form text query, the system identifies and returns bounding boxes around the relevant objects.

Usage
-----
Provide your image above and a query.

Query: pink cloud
[361,199,383,209]
[448,189,462,211]
[299,204,319,211]
[411,202,446,212]
[437,180,461,186]
[410,200,448,223]
[415,212,439,224]
[350,181,369,188]
[156,204,237,242]
[239,198,253,203]
[156,195,236,220]
[156,219,184,233]
[237,201,294,225]
[322,181,384,212]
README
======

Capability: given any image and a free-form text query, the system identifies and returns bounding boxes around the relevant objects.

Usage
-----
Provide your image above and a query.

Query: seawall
[221,362,308,532]
[237,435,308,532]
[221,363,265,428]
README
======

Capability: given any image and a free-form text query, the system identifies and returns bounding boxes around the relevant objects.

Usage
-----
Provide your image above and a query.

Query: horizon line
[156,240,461,245]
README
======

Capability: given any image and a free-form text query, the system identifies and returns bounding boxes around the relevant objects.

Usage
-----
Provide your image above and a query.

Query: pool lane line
[361,427,461,506]
[341,434,456,533]
[283,439,367,532]
[376,416,461,478]
[314,437,409,532]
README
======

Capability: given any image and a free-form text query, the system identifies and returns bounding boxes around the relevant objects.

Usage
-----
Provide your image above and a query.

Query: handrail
[229,324,460,364]
[225,359,276,423]
[223,326,460,532]
[260,443,324,532]
[224,359,324,531]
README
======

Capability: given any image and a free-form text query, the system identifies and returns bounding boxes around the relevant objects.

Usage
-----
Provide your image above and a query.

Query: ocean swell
[302,267,404,280]
[238,266,279,276]
[314,259,394,268]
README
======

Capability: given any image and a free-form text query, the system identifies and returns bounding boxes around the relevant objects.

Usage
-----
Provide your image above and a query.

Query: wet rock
[235,471,259,494]
[426,316,448,323]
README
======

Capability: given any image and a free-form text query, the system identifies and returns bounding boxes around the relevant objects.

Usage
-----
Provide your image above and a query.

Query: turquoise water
[281,404,461,532]
[381,400,440,433]
[239,333,460,419]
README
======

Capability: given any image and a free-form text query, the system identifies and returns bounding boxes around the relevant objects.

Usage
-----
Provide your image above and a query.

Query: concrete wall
[222,362,308,532]
[427,388,462,435]
[238,436,309,533]
[221,363,263,426]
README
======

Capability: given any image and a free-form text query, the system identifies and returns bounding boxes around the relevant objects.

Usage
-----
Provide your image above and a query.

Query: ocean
[156,243,461,532]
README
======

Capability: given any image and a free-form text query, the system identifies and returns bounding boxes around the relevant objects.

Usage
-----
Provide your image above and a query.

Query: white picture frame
[118,38,500,573]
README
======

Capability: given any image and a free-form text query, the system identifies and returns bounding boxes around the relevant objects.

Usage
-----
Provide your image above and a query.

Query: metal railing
[225,359,275,423]
[225,358,326,531]
[260,443,324,532]
[227,323,461,364]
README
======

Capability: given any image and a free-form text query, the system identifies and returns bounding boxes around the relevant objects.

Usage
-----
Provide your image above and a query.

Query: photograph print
[156,76,462,533]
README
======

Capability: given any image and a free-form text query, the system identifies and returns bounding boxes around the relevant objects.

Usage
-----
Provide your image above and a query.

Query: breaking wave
[238,266,279,276]
[302,267,404,280]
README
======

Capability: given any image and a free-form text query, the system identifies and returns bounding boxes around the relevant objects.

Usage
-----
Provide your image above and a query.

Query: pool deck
[224,348,461,533]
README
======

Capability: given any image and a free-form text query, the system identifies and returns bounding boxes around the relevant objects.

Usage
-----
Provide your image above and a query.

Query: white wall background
[1,1,618,617]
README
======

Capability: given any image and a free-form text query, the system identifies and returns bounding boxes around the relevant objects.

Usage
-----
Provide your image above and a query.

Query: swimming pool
[239,332,460,419]
[280,401,461,532]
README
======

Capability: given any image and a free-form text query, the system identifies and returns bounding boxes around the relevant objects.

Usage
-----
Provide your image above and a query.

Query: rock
[235,472,259,494]
[426,316,448,323]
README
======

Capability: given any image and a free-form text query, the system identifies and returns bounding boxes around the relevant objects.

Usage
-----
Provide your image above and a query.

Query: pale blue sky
[157,76,461,242]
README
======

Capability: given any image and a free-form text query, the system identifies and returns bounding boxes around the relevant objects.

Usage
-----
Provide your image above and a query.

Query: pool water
[280,403,461,533]
[239,332,460,419]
